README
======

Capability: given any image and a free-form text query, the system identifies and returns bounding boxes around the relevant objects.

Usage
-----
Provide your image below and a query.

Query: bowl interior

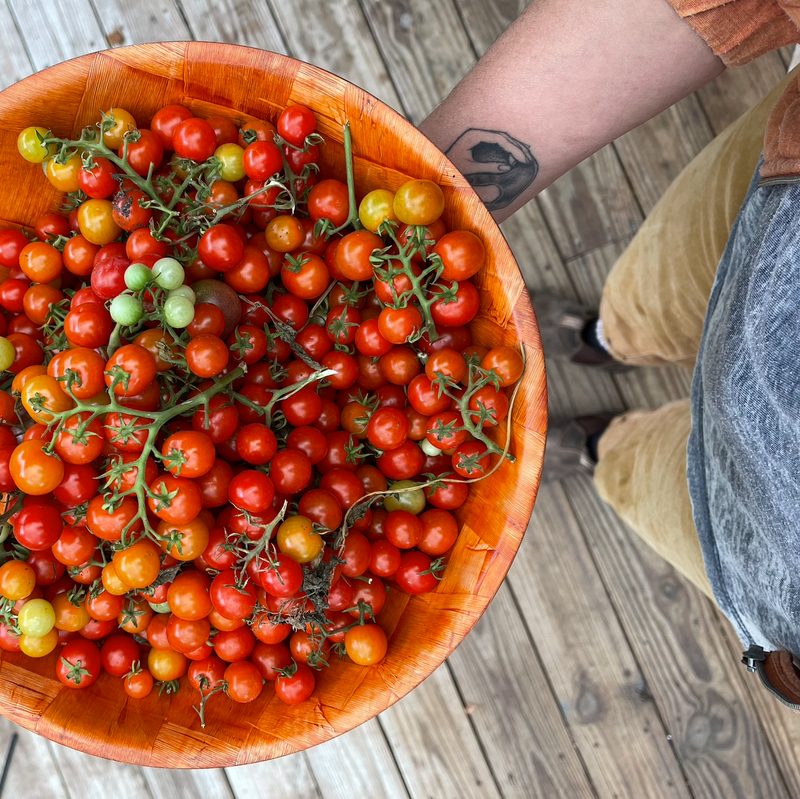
[0,42,546,767]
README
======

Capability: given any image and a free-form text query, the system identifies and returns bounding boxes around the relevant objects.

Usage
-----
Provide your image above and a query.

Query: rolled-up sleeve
[668,0,800,66]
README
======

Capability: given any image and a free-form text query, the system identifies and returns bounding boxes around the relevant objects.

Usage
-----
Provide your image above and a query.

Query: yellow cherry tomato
[19,628,58,657]
[0,337,15,372]
[277,515,323,563]
[21,374,74,423]
[77,199,122,246]
[214,143,246,182]
[0,560,35,600]
[358,189,398,233]
[17,598,56,638]
[45,153,82,192]
[102,107,137,149]
[393,179,445,226]
[17,126,55,163]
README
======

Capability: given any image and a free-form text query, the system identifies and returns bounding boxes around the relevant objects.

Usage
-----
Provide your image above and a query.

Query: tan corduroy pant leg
[594,69,797,599]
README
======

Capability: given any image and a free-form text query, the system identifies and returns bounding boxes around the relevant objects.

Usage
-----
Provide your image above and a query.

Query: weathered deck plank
[178,0,288,54]
[267,0,402,111]
[0,0,33,88]
[447,583,596,799]
[509,484,692,799]
[0,718,69,799]
[305,721,412,799]
[6,0,104,69]
[567,476,792,799]
[379,665,504,799]
[358,0,475,124]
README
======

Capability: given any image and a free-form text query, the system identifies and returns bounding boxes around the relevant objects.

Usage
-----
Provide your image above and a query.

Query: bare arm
[419,0,724,223]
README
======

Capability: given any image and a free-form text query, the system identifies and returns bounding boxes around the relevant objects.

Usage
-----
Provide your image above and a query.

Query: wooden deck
[0,2,798,797]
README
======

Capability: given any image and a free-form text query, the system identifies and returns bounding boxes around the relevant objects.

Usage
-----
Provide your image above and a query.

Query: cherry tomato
[10,440,64,495]
[345,623,388,665]
[275,660,315,704]
[210,569,257,620]
[100,634,141,677]
[56,639,101,689]
[151,104,194,149]
[13,504,63,551]
[19,241,62,283]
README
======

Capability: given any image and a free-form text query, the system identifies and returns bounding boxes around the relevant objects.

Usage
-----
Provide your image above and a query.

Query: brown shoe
[542,415,616,482]
[531,292,634,372]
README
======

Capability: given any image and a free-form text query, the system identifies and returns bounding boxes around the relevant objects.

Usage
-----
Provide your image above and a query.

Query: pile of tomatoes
[0,99,523,716]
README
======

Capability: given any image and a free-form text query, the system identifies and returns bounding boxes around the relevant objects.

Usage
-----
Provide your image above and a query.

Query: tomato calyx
[60,655,93,686]
[418,556,447,581]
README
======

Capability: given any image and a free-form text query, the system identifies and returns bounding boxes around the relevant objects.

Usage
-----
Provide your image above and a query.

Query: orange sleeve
[667,0,800,67]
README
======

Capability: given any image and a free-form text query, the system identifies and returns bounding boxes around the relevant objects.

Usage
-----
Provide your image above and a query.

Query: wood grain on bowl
[0,42,546,768]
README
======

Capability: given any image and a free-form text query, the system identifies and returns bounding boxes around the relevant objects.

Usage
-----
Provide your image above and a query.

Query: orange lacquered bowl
[0,43,546,767]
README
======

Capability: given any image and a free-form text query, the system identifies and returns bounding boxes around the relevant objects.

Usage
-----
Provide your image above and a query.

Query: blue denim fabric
[689,157,800,654]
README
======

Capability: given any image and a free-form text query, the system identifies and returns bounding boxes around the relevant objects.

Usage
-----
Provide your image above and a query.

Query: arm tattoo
[445,128,538,211]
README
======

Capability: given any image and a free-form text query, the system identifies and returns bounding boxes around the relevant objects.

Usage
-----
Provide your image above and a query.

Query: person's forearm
[419,0,724,223]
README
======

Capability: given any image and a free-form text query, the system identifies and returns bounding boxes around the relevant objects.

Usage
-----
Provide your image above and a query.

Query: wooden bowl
[0,43,546,767]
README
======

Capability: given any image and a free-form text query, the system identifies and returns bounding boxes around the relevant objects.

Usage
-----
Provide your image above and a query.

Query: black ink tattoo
[445,128,538,211]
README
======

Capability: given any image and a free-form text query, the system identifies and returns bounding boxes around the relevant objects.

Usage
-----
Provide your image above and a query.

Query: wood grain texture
[379,664,503,799]
[0,717,68,799]
[0,41,545,768]
[613,96,713,215]
[358,0,476,124]
[268,0,402,112]
[697,52,787,135]
[142,766,235,799]
[178,0,288,54]
[447,582,596,799]
[89,0,192,46]
[510,484,692,799]
[50,742,154,799]
[225,755,322,799]
[0,1,33,89]
[6,0,104,69]
[305,720,411,799]
[452,0,529,52]
[565,477,791,799]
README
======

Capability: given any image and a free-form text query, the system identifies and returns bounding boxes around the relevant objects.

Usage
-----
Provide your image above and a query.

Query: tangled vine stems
[39,115,293,246]
[338,344,527,538]
[370,221,445,343]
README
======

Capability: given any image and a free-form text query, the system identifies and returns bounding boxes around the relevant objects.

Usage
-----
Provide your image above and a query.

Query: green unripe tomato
[110,294,144,326]
[148,600,171,614]
[168,285,196,304]
[0,337,15,371]
[17,126,55,163]
[164,295,195,328]
[420,438,444,457]
[214,143,246,182]
[17,598,55,638]
[125,263,152,291]
[152,257,185,290]
[384,480,427,515]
